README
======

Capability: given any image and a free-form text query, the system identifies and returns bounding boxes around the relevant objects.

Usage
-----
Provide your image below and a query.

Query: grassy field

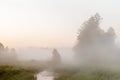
[0,66,35,80]
[55,68,120,80]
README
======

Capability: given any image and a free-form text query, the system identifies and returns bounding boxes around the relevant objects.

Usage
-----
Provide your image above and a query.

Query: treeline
[0,42,18,65]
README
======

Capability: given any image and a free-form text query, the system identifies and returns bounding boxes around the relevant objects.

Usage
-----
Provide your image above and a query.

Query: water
[37,71,54,80]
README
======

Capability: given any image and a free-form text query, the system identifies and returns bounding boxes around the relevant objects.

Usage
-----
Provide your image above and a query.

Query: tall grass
[0,66,35,80]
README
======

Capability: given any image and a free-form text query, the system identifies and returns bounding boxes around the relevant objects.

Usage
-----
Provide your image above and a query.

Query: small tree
[51,49,61,65]
[0,42,4,53]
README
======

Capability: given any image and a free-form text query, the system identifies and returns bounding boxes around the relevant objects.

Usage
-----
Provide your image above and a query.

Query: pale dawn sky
[0,0,120,48]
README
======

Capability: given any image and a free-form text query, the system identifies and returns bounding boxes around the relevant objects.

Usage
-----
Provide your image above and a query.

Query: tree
[47,49,61,71]
[0,42,4,53]
[74,13,117,65]
[51,49,61,65]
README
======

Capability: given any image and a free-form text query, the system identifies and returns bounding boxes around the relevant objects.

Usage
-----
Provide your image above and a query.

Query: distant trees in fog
[74,13,119,66]
[51,49,61,65]
[0,43,4,53]
[0,42,18,65]
[47,49,61,71]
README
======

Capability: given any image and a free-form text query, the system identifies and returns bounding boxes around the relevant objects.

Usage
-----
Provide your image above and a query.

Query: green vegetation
[0,66,35,80]
[55,69,120,80]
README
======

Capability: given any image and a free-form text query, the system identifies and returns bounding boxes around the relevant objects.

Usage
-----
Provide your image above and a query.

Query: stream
[37,71,55,80]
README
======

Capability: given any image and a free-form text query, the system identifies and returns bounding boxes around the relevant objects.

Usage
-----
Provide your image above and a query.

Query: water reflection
[37,71,54,80]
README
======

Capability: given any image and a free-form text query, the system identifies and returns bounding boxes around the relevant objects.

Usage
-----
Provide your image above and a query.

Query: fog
[74,13,120,68]
[1,13,120,80]
[17,47,74,63]
[1,14,120,69]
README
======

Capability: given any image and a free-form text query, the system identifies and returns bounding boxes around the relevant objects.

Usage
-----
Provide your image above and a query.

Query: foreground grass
[55,69,120,80]
[0,66,35,80]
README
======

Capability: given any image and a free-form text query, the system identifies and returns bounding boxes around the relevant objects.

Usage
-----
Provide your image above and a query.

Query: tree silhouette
[74,13,117,65]
[51,49,61,65]
[0,42,4,53]
[0,42,18,65]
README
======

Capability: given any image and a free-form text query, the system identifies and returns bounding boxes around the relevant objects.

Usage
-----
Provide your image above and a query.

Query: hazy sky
[0,0,120,48]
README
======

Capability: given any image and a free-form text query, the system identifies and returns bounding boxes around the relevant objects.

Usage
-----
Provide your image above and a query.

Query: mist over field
[1,0,120,80]
[17,47,74,63]
[1,13,120,80]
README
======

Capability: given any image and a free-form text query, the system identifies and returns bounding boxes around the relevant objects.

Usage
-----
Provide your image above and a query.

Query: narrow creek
[37,71,55,80]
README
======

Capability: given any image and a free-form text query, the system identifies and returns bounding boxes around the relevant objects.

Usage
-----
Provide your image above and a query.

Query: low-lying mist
[17,47,74,63]
[0,13,120,75]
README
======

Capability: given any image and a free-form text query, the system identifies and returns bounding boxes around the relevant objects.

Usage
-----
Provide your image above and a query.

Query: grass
[0,66,35,80]
[55,69,120,80]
